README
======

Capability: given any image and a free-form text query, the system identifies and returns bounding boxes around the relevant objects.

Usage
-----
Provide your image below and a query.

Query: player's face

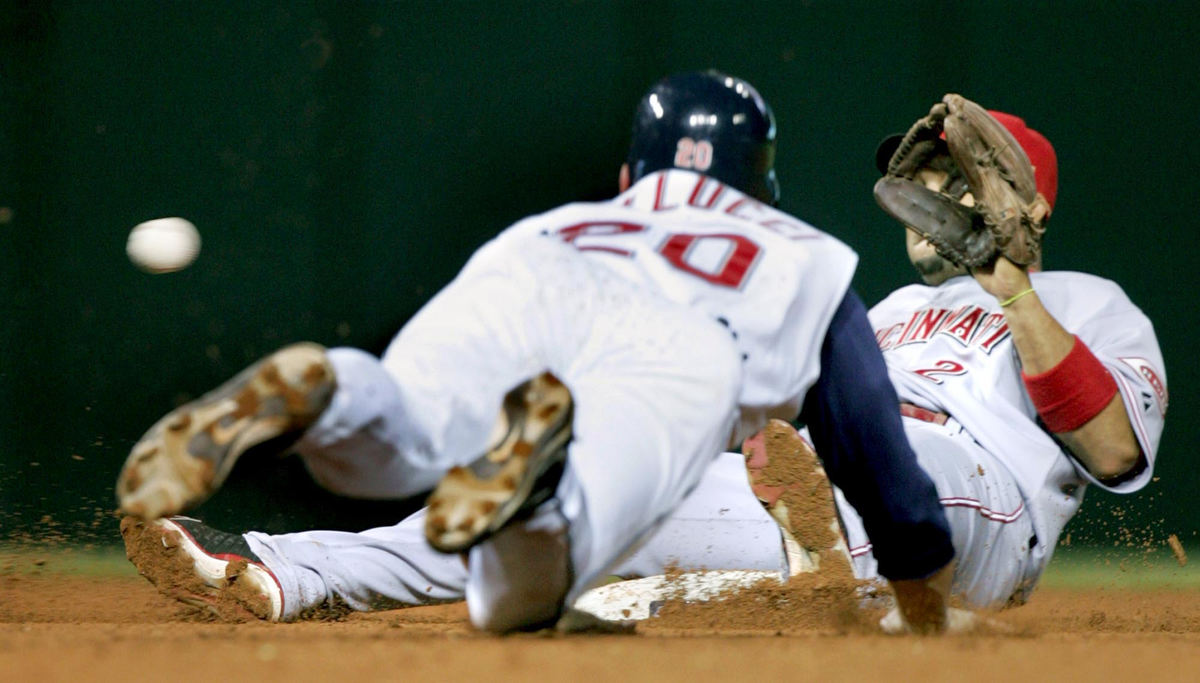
[904,168,971,286]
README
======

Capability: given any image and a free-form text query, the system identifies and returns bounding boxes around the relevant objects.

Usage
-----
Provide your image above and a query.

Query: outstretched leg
[122,451,790,622]
[116,343,335,520]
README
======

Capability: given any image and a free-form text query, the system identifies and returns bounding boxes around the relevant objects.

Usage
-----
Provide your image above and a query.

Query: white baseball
[126,217,201,273]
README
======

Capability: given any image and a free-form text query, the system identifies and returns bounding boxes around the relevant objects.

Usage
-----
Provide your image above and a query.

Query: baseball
[126,217,201,273]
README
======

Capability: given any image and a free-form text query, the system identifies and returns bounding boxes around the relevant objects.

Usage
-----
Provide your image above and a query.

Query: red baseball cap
[874,108,1058,211]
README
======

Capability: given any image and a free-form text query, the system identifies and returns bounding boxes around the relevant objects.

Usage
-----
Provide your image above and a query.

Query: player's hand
[883,560,955,635]
[969,255,1032,303]
[880,605,982,635]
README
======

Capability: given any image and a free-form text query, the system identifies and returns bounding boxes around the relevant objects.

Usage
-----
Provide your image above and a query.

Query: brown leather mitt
[874,94,1049,267]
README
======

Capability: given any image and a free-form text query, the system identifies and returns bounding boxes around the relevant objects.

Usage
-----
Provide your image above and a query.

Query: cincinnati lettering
[876,305,1011,353]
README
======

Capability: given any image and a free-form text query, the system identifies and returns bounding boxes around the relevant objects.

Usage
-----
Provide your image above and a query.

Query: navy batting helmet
[626,70,779,205]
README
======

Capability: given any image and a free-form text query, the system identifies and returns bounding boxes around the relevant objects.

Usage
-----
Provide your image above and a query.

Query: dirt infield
[4,569,1200,682]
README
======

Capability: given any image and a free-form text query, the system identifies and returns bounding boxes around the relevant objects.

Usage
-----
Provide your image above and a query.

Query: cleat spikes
[425,372,573,553]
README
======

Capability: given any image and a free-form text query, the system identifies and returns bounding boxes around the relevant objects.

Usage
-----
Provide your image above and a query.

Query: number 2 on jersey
[912,359,967,384]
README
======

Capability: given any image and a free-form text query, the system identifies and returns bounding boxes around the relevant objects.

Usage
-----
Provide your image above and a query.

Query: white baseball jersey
[285,168,860,621]
[869,271,1167,558]
[501,168,859,443]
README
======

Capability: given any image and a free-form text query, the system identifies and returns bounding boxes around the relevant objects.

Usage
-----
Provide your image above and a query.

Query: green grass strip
[1041,545,1199,589]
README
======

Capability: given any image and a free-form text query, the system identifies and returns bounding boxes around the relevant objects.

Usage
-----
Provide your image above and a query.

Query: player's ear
[1031,194,1051,224]
[619,163,631,192]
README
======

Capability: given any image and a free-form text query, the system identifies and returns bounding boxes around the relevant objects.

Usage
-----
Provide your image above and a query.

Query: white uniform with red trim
[502,168,859,445]
[254,169,858,624]
[833,271,1167,606]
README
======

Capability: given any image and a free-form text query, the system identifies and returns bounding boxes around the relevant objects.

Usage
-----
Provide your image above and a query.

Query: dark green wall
[2,1,1195,548]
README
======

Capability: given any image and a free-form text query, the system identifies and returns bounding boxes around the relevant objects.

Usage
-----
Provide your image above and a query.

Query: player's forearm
[1002,292,1142,480]
[802,289,954,580]
[1058,397,1144,482]
[995,289,1074,373]
[971,258,1073,372]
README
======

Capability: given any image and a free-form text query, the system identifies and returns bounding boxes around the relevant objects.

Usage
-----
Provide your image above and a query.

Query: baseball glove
[873,94,1048,267]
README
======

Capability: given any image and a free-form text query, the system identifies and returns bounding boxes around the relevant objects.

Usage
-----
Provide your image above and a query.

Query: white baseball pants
[834,415,1040,608]
[267,236,750,629]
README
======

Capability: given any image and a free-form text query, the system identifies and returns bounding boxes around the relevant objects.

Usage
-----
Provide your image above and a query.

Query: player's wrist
[969,257,1032,303]
[997,287,1037,308]
[991,264,1033,301]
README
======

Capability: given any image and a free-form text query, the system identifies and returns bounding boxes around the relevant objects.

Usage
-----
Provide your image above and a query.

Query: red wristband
[1021,336,1118,433]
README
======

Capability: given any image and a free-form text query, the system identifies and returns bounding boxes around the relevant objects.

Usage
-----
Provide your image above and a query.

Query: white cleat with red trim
[121,516,284,622]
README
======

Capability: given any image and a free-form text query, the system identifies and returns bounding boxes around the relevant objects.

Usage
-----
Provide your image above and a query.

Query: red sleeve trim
[1021,336,1118,433]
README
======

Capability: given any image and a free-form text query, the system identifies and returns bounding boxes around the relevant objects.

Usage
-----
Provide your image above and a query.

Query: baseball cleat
[742,419,852,577]
[121,516,284,622]
[425,372,572,554]
[116,342,335,520]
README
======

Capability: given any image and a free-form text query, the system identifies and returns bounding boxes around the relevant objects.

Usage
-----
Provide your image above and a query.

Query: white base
[572,569,785,621]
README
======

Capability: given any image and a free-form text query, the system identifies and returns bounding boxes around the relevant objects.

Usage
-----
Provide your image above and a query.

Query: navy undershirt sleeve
[799,288,955,580]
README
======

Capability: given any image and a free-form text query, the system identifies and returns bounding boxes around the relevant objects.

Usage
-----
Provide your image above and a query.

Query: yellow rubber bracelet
[999,287,1036,307]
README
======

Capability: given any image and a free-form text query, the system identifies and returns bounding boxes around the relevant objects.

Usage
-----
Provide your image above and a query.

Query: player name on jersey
[619,172,821,242]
